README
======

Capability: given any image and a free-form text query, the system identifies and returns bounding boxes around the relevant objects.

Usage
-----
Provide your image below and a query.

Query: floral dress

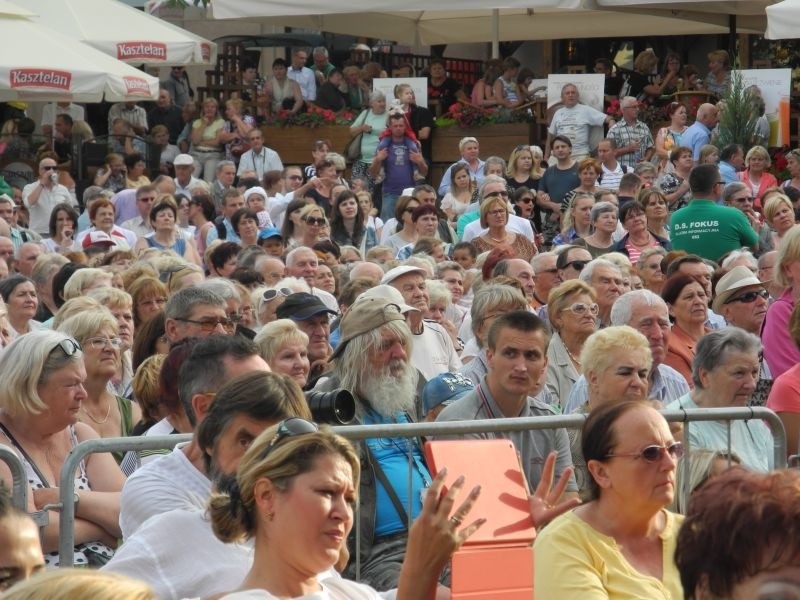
[0,423,115,567]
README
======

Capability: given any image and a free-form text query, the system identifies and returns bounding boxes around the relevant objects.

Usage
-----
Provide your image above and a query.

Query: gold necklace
[81,397,112,425]
[564,345,581,368]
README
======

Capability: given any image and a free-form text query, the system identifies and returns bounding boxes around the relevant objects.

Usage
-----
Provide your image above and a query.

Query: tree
[715,65,758,151]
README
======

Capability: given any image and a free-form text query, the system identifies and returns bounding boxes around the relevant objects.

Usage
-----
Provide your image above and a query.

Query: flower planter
[431,123,535,164]
[260,125,352,165]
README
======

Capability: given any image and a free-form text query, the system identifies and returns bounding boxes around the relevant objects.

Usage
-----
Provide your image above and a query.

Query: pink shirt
[767,363,800,413]
[761,288,800,379]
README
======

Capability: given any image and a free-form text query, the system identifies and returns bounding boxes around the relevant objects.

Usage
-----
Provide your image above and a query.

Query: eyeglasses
[606,442,684,463]
[518,197,534,204]
[174,317,236,333]
[42,165,58,171]
[288,175,303,181]
[487,209,508,217]
[51,338,81,357]
[731,196,754,203]
[262,287,293,302]
[138,196,156,203]
[483,191,509,200]
[725,289,769,305]
[563,259,589,272]
[261,418,319,459]
[562,302,599,316]
[305,217,325,226]
[84,337,122,350]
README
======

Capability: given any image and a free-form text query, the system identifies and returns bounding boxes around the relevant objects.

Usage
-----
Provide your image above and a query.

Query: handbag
[344,109,370,161]
[229,138,250,158]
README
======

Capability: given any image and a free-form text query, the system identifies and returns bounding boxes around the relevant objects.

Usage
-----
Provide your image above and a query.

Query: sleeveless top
[0,422,115,567]
[268,78,292,112]
[145,235,186,255]
[498,76,519,104]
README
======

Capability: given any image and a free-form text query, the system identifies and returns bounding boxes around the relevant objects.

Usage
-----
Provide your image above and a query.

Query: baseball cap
[258,226,282,241]
[422,372,475,415]
[82,231,116,249]
[173,154,194,167]
[356,284,419,314]
[275,292,336,321]
[329,298,405,361]
[712,265,769,314]
[380,265,427,286]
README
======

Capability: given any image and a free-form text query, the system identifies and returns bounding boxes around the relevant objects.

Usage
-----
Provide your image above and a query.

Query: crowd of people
[0,44,797,599]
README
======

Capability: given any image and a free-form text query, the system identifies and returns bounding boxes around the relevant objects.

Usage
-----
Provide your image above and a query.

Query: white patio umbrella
[211,0,754,47]
[25,0,216,66]
[0,13,159,102]
[594,0,770,33]
[766,0,800,39]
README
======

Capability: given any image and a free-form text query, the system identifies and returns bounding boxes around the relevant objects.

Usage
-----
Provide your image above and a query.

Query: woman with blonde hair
[553,191,594,246]
[88,287,135,397]
[738,145,777,211]
[545,279,598,407]
[127,276,168,328]
[671,449,740,514]
[62,268,113,302]
[627,49,678,102]
[254,319,310,388]
[704,49,731,97]
[4,569,156,600]
[297,203,328,250]
[761,189,797,252]
[471,194,537,261]
[57,310,141,454]
[190,97,225,181]
[506,144,544,194]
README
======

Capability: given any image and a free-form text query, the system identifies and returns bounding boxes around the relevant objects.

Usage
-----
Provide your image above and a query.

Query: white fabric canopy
[0,14,159,102]
[25,0,216,66]
[210,0,758,45]
[594,0,770,32]
[766,0,800,39]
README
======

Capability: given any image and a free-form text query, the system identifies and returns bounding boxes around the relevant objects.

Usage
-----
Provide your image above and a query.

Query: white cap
[173,154,194,167]
[381,265,428,286]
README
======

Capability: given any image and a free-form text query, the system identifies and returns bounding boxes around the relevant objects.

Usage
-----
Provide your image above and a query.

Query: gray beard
[358,360,418,419]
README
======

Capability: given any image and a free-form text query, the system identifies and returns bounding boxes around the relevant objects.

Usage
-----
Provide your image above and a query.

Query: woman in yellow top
[534,401,684,599]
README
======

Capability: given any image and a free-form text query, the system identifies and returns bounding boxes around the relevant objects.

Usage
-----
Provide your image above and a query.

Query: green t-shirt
[669,199,758,262]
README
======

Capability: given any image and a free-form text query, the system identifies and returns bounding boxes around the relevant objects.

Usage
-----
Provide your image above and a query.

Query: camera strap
[364,443,409,526]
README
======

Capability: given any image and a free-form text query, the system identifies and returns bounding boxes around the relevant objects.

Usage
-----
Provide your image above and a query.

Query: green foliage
[716,67,758,151]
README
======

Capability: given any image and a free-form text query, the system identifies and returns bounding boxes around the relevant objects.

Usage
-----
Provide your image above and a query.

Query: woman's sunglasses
[261,418,319,459]
[262,287,293,302]
[606,442,684,463]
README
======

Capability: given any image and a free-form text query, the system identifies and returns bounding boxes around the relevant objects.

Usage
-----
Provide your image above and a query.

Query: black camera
[304,389,356,425]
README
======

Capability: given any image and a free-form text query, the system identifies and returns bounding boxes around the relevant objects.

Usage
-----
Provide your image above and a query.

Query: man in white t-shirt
[545,83,615,163]
[22,157,76,236]
[119,336,269,540]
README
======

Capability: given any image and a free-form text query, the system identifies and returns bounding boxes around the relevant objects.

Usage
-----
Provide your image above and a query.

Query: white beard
[359,360,417,418]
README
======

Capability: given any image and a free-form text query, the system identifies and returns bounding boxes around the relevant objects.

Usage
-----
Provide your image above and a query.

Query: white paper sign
[372,77,429,108]
[546,74,605,111]
[737,68,791,147]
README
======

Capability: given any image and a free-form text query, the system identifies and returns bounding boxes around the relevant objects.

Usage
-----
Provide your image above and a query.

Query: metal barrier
[55,407,785,567]
[0,444,28,511]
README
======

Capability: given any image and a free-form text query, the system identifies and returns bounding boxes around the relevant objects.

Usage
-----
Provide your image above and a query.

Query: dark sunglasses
[518,197,534,204]
[607,442,684,463]
[563,260,589,272]
[725,289,769,305]
[261,418,319,459]
[262,287,292,302]
[483,191,509,200]
[305,217,325,226]
[42,165,59,171]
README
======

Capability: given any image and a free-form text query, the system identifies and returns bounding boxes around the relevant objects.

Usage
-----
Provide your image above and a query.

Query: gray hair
[285,246,316,269]
[691,328,762,389]
[477,174,507,201]
[215,160,236,175]
[578,258,621,285]
[721,249,757,272]
[312,46,329,58]
[610,289,668,326]
[165,286,225,321]
[335,320,414,393]
[483,156,506,175]
[531,251,557,271]
[0,330,83,418]
[470,283,528,347]
[635,246,667,270]
[30,253,68,286]
[198,278,239,302]
[82,185,106,204]
[722,181,748,204]
[590,201,617,223]
[368,89,386,104]
[633,162,657,176]
[435,261,464,278]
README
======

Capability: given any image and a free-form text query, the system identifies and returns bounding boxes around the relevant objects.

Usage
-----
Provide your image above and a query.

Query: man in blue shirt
[681,103,720,162]
[718,143,744,186]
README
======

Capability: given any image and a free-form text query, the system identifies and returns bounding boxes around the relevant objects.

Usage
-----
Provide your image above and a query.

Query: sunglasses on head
[262,287,292,302]
[724,289,769,305]
[606,442,684,463]
[260,418,319,460]
[51,337,81,358]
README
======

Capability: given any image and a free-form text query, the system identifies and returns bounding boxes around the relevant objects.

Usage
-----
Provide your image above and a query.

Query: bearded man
[313,296,433,592]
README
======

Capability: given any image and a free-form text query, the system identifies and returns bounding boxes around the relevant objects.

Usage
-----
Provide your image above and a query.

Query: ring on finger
[450,515,463,527]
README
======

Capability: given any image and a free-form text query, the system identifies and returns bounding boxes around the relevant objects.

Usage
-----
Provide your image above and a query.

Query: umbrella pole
[491,9,499,59]
[728,14,737,57]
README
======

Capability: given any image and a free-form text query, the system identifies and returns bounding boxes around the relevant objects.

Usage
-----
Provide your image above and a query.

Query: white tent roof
[25,0,216,66]
[0,14,159,102]
[210,0,762,45]
[766,0,800,39]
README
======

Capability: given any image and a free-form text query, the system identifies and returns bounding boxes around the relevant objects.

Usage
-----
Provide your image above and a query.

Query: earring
[266,511,274,522]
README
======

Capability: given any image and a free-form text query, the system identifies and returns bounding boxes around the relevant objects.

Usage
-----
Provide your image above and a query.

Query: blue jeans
[381,192,399,222]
